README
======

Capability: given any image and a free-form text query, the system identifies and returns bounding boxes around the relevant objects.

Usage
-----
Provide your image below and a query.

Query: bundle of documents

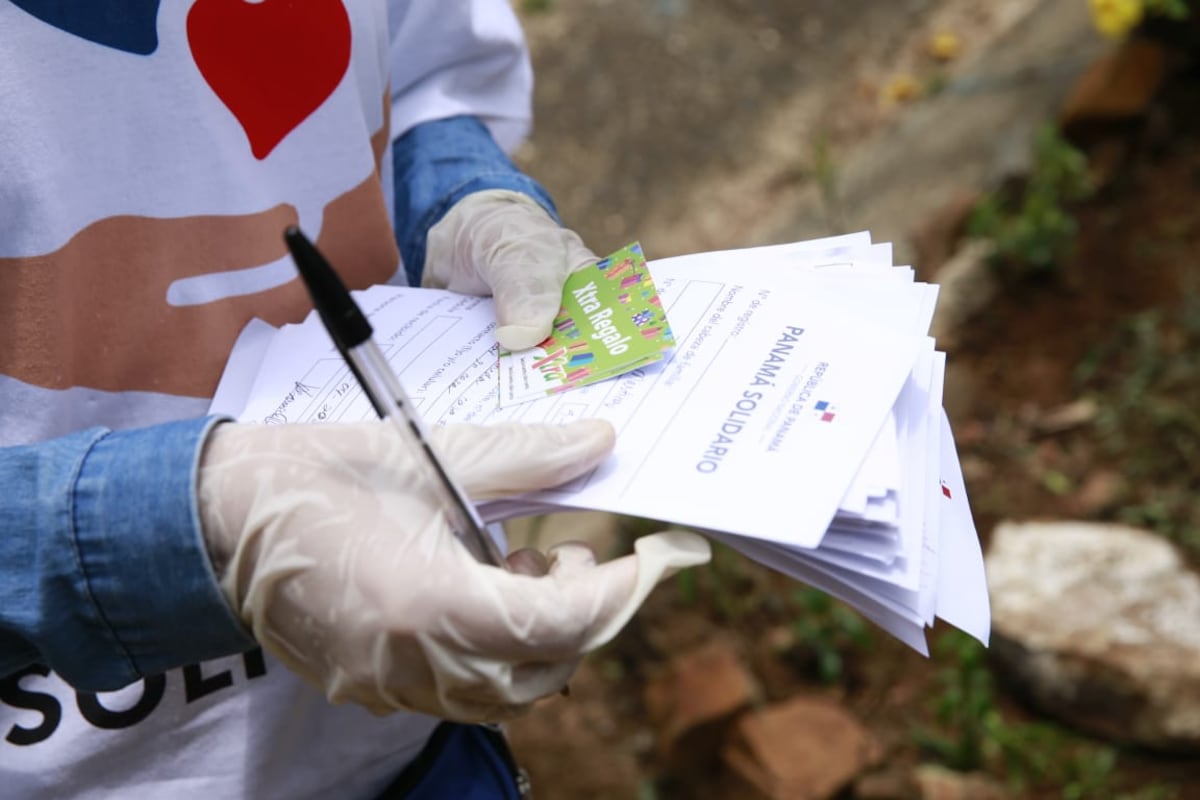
[212,232,990,654]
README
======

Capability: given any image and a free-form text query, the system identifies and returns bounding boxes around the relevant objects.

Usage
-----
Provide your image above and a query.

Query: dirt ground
[512,0,1040,260]
[503,2,1200,798]
[953,73,1200,554]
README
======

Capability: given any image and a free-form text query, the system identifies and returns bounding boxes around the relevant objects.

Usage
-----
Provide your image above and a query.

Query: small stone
[910,190,980,280]
[929,241,997,349]
[960,455,993,484]
[913,764,1008,800]
[954,419,988,448]
[1069,469,1124,516]
[941,366,978,434]
[1034,439,1065,469]
[505,662,642,798]
[1061,39,1166,130]
[721,696,882,800]
[854,765,917,799]
[987,520,1200,753]
[1084,136,1132,193]
[643,638,759,762]
[1033,398,1099,435]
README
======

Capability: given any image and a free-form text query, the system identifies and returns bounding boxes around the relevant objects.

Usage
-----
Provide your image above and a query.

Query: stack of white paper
[212,233,990,655]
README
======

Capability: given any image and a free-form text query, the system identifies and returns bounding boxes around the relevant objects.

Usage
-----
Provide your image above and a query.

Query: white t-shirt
[0,1,533,796]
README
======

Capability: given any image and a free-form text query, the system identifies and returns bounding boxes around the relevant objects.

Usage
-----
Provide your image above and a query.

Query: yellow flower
[1088,0,1145,39]
[880,73,922,105]
[927,31,963,62]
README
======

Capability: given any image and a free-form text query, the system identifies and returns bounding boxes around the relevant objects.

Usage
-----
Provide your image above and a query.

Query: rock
[941,364,978,433]
[928,240,997,349]
[1068,469,1125,516]
[1060,38,1167,135]
[854,765,917,800]
[959,455,993,485]
[720,696,882,800]
[505,662,643,798]
[643,638,759,764]
[986,520,1200,752]
[912,764,1008,800]
[1082,136,1133,194]
[1032,398,1098,435]
[749,625,808,702]
[909,189,980,280]
[790,1,1105,268]
[953,419,988,448]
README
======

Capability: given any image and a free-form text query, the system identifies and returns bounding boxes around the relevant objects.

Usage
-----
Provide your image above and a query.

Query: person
[0,2,710,797]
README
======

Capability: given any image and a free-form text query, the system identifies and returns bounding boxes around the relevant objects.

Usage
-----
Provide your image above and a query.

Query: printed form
[226,255,924,550]
[214,235,989,652]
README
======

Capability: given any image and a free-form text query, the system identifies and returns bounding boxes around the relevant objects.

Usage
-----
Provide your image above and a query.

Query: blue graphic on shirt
[8,0,161,55]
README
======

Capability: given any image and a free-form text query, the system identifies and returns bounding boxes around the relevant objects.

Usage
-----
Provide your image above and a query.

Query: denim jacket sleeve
[0,417,255,690]
[392,114,559,287]
[1,115,555,689]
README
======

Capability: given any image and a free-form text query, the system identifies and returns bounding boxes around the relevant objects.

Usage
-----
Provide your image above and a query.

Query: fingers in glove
[441,657,579,720]
[423,189,599,351]
[431,418,616,499]
[448,531,712,662]
[506,547,551,576]
[485,225,597,351]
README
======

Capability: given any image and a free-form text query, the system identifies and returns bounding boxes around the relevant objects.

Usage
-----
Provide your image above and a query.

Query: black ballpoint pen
[283,226,507,569]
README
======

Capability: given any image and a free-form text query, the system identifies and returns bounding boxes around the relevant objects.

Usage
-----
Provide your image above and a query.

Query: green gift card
[498,242,674,407]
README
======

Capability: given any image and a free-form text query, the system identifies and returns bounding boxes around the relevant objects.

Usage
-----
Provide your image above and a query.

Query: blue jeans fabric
[0,416,254,690]
[392,114,558,286]
[377,723,525,799]
[1,114,554,689]
[0,110,556,796]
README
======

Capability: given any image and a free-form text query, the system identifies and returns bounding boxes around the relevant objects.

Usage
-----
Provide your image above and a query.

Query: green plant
[988,719,1119,796]
[668,539,764,621]
[918,630,997,771]
[636,779,661,800]
[1145,0,1195,20]
[810,134,848,234]
[917,632,1179,796]
[968,125,1093,278]
[1089,0,1195,39]
[1074,289,1200,559]
[786,587,873,683]
[668,539,873,683]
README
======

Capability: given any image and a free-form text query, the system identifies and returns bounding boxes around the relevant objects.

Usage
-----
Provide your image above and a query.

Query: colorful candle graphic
[604,258,634,281]
[497,241,675,409]
[532,347,566,369]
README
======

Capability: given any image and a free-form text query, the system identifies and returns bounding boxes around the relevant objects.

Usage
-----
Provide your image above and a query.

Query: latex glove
[424,189,598,351]
[197,419,710,721]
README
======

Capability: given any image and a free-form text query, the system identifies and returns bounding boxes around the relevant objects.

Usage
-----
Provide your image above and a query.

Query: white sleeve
[388,0,534,154]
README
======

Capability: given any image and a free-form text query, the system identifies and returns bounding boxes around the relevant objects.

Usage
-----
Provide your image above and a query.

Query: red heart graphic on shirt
[187,0,351,160]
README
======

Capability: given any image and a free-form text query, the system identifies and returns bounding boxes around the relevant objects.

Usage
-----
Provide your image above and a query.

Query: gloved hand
[424,189,599,351]
[197,418,710,721]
